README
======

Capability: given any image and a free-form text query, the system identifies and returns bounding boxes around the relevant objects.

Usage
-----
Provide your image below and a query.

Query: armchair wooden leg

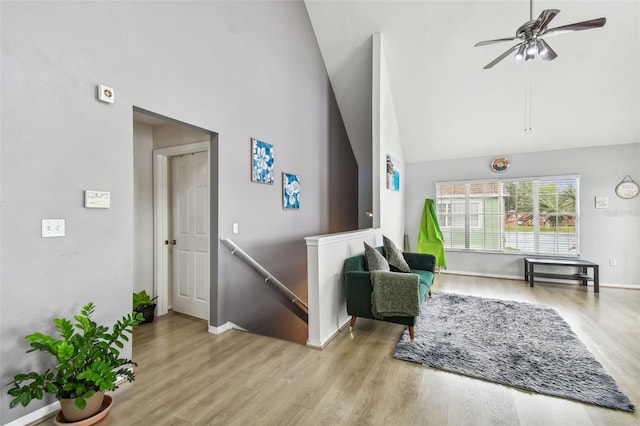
[428,289,432,297]
[409,326,415,341]
[349,316,357,333]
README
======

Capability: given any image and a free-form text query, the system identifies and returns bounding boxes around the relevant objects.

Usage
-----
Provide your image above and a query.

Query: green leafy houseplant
[133,290,158,324]
[7,302,142,411]
[132,290,158,311]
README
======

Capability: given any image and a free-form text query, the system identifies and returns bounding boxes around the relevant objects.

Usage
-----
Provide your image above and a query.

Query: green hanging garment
[417,198,447,268]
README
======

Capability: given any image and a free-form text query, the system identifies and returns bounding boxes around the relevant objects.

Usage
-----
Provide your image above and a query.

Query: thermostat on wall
[85,190,111,208]
[594,196,608,209]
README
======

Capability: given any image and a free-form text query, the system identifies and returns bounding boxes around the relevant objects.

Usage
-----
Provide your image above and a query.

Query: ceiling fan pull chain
[523,62,533,132]
[529,64,533,131]
[523,71,527,131]
[523,64,529,131]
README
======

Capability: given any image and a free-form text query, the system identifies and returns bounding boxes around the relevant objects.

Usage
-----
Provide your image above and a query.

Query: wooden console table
[524,257,599,293]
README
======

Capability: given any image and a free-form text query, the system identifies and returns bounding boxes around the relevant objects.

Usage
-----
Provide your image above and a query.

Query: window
[435,176,579,256]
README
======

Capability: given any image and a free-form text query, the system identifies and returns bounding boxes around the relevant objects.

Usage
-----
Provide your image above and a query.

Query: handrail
[220,238,309,315]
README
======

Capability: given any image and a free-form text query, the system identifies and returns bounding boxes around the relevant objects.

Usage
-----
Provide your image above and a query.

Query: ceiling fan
[475,1,606,69]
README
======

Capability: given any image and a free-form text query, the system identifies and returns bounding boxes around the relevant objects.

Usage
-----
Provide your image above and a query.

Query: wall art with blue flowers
[282,173,300,209]
[251,138,274,184]
[386,154,400,192]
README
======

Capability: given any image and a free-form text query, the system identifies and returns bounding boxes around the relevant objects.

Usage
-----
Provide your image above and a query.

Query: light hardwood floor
[40,274,640,425]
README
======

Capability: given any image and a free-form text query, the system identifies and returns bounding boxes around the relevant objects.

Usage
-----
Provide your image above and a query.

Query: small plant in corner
[7,302,142,420]
[133,290,158,324]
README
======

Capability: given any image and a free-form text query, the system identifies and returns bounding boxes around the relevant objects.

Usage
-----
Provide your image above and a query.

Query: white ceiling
[305,1,640,164]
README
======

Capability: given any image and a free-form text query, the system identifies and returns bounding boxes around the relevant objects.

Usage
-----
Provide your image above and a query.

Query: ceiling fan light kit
[475,1,606,69]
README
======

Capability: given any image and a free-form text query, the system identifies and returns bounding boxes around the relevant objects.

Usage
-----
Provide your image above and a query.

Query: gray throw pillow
[364,242,390,272]
[383,236,411,273]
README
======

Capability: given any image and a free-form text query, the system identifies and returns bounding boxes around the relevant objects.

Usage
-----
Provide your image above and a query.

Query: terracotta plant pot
[59,391,105,422]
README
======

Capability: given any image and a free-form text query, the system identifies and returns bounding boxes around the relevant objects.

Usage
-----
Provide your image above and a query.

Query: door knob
[165,239,177,245]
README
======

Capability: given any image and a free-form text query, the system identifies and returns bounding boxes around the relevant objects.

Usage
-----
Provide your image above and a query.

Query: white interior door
[171,151,209,320]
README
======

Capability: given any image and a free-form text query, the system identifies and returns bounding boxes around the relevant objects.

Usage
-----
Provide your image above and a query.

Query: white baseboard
[441,270,640,290]
[306,317,350,350]
[208,321,246,334]
[4,402,59,426]
[441,269,520,281]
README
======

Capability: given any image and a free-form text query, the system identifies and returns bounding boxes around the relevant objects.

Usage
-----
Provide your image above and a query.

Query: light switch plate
[42,219,65,237]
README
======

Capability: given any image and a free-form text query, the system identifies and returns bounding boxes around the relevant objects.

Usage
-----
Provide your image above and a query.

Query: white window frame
[438,199,483,229]
[435,175,580,256]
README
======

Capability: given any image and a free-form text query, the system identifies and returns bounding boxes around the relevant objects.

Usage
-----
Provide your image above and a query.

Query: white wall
[372,33,405,245]
[405,143,640,287]
[358,166,373,228]
[0,2,357,423]
[153,122,211,151]
[133,123,154,295]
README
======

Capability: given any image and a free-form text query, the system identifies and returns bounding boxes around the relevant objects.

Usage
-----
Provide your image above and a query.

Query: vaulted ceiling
[305,1,640,164]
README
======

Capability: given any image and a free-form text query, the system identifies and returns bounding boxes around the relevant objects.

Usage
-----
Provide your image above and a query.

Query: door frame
[153,140,210,317]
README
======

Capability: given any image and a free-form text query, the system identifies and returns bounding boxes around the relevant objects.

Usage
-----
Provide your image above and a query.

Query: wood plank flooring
[39,274,640,425]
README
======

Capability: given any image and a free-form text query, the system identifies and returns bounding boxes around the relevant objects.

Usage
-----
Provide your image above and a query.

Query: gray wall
[405,143,640,287]
[0,1,357,423]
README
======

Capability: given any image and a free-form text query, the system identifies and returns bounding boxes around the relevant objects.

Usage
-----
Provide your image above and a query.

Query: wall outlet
[609,258,616,267]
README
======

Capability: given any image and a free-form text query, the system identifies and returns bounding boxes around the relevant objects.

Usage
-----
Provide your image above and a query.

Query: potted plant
[7,302,142,422]
[133,290,158,324]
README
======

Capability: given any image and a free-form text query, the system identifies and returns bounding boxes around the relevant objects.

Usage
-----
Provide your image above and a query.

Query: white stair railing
[221,238,309,315]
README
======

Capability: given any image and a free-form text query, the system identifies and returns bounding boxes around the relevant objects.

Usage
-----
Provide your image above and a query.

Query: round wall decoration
[615,175,639,199]
[490,157,510,173]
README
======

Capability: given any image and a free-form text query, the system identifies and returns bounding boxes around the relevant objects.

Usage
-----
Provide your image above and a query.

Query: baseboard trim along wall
[208,321,246,335]
[441,270,639,290]
[306,318,350,350]
[4,402,59,426]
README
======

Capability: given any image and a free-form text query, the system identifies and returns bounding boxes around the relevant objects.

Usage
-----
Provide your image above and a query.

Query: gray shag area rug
[393,292,634,412]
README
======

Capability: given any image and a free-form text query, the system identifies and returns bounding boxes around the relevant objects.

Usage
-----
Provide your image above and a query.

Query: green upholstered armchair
[344,247,436,340]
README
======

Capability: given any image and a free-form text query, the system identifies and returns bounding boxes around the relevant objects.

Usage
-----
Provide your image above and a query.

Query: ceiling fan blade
[543,17,606,37]
[475,37,521,47]
[532,9,560,32]
[536,39,558,61]
[483,43,523,69]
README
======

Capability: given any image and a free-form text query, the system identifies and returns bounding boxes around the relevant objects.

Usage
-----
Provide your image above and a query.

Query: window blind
[435,175,579,256]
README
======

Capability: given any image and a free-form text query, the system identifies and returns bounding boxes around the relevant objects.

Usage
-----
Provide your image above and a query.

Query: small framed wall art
[282,172,300,209]
[386,154,400,191]
[251,138,274,184]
